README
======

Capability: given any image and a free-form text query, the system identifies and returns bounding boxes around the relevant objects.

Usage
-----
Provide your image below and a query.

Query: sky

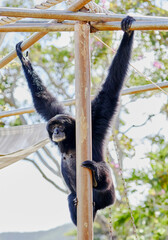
[0,158,71,233]
[0,0,168,234]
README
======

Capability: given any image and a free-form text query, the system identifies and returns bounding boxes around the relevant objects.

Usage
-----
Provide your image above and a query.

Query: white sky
[0,0,168,234]
[0,159,71,233]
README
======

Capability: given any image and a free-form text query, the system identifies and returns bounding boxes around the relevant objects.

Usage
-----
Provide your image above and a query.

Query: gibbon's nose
[54,128,59,135]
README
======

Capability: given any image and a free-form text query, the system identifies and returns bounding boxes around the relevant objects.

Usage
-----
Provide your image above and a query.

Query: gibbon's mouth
[52,134,66,142]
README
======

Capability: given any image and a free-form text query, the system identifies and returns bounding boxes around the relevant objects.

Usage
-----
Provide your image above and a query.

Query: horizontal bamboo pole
[121,82,168,95]
[0,7,168,22]
[0,22,74,32]
[0,107,35,118]
[93,21,168,31]
[0,0,92,69]
[0,20,168,32]
[1,82,167,119]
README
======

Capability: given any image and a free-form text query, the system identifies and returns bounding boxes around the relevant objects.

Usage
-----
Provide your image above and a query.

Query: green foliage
[104,137,168,239]
[161,103,168,118]
[118,134,135,157]
[2,0,33,8]
[9,116,22,126]
[0,121,5,128]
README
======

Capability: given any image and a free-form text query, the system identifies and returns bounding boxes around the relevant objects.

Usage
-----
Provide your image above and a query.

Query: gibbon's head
[46,114,75,143]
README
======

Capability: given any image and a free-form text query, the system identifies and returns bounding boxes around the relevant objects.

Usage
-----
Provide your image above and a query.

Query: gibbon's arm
[92,16,135,144]
[16,42,65,121]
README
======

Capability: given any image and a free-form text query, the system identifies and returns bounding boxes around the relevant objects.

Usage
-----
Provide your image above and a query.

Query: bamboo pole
[0,0,65,26]
[0,20,168,32]
[121,82,168,95]
[92,21,168,31]
[67,0,93,12]
[0,7,168,22]
[0,107,35,118]
[0,22,74,32]
[75,22,93,240]
[0,0,92,69]
[1,82,168,119]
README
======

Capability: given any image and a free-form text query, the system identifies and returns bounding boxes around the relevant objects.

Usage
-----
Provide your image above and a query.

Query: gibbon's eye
[50,124,57,132]
[49,124,64,132]
[59,125,65,131]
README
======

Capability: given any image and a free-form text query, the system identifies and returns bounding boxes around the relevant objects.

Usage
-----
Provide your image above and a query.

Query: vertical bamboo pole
[75,22,93,240]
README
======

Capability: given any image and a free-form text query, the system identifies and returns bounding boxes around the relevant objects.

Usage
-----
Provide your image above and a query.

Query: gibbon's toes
[26,51,29,57]
[82,161,98,187]
[121,16,135,33]
[16,42,31,68]
[73,197,78,207]
[81,160,96,172]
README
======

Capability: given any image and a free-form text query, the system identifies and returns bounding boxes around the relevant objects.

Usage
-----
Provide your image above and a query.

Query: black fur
[16,16,135,225]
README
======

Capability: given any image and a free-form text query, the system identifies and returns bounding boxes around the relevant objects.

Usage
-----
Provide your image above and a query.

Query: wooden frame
[0,0,92,68]
[75,22,93,239]
[0,20,168,32]
[1,7,168,22]
[1,1,168,239]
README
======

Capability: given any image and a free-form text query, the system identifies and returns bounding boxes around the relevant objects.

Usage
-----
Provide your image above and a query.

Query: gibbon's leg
[68,192,77,225]
[82,160,113,191]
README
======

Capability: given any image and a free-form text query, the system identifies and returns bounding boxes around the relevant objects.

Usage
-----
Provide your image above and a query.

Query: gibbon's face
[50,123,66,142]
[47,114,75,143]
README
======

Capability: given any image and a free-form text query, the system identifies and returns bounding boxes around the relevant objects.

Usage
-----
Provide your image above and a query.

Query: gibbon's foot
[121,16,135,35]
[16,41,32,70]
[81,160,98,188]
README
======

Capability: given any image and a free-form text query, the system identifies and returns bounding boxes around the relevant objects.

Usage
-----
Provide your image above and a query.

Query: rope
[108,206,113,239]
[67,0,111,14]
[85,1,110,14]
[35,0,64,9]
[93,35,168,97]
[112,132,139,239]
[106,151,114,239]
[0,0,65,26]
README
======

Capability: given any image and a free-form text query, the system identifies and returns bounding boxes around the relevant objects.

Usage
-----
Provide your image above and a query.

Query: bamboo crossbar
[0,0,92,69]
[1,82,167,119]
[0,6,168,69]
[0,20,168,32]
[0,7,168,23]
[0,22,74,32]
[93,21,168,31]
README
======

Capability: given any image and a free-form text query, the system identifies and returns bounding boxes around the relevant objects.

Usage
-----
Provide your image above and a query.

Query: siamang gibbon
[16,16,135,225]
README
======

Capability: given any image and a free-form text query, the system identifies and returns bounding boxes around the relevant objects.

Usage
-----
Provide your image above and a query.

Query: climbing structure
[0,1,168,239]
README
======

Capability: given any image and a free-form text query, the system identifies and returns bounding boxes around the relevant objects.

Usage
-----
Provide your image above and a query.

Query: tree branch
[43,146,61,172]
[123,114,155,134]
[24,158,69,194]
[36,150,60,177]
